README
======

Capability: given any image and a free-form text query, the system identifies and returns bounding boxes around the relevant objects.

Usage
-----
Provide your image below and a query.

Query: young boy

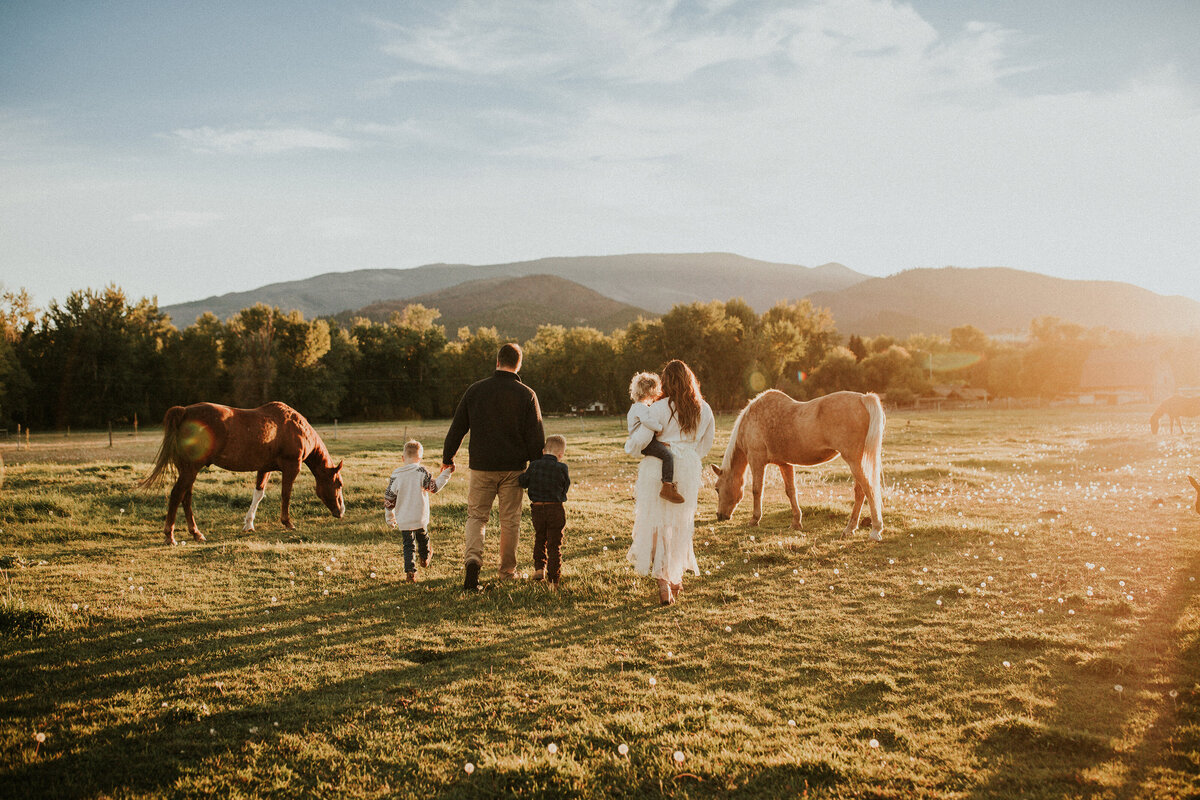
[625,372,685,504]
[384,440,453,582]
[518,434,571,586]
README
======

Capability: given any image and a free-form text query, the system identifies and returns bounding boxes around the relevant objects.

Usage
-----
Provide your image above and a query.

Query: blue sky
[2,0,1198,308]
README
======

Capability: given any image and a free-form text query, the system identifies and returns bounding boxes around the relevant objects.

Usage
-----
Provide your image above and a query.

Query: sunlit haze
[2,0,1198,307]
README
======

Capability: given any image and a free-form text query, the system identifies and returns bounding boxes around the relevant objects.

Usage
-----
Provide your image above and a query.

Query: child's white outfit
[384,463,451,530]
[625,402,663,455]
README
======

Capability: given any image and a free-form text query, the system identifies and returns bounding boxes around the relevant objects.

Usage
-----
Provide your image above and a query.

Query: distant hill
[160,253,866,326]
[806,267,1200,337]
[332,274,653,339]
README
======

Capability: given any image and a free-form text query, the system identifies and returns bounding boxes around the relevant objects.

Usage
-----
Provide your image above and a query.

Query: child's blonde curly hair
[629,372,662,402]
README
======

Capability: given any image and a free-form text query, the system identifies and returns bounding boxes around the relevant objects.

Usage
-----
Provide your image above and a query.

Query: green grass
[1,407,1199,798]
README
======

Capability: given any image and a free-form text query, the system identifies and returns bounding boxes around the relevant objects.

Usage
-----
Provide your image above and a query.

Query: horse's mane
[720,398,755,471]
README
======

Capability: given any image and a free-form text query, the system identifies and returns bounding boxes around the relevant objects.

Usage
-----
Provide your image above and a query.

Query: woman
[626,360,716,605]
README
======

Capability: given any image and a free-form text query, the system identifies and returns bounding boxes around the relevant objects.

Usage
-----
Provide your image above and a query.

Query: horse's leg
[842,480,866,540]
[183,483,205,542]
[163,467,196,546]
[243,471,269,531]
[779,464,802,530]
[749,458,766,527]
[279,462,300,530]
[849,455,885,542]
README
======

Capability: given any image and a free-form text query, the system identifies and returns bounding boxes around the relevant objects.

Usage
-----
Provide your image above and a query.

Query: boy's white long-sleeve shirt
[383,464,451,530]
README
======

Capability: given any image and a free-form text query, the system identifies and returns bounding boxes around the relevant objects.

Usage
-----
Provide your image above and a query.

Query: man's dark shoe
[463,561,481,591]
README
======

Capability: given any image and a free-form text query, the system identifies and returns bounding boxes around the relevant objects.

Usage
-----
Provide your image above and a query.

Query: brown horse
[140,402,344,545]
[712,389,885,540]
[1150,395,1200,434]
[1190,476,1200,516]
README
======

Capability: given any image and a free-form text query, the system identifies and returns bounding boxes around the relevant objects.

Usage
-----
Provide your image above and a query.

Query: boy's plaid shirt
[518,455,570,503]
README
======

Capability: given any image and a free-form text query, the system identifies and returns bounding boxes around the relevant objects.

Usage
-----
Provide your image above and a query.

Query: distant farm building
[1077,347,1175,404]
[913,384,990,409]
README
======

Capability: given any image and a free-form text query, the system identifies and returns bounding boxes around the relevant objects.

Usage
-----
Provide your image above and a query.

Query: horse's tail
[138,406,186,489]
[861,393,885,490]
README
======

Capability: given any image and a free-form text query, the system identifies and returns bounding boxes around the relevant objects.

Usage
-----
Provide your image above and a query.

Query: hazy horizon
[3,1,1198,307]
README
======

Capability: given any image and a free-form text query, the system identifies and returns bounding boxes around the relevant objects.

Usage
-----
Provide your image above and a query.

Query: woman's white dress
[626,398,716,583]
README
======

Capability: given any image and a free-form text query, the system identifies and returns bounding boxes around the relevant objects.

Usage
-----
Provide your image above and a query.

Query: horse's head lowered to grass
[313,460,346,519]
[710,463,743,522]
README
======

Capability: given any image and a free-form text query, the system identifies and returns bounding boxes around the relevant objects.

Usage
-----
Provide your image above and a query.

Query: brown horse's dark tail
[139,406,187,489]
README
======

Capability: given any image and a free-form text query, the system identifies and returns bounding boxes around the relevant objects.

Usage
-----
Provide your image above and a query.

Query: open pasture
[1,406,1199,799]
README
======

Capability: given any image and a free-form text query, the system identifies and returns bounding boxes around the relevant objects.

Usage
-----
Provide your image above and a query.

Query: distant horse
[1190,476,1200,516]
[712,390,885,540]
[140,402,344,545]
[1150,395,1200,434]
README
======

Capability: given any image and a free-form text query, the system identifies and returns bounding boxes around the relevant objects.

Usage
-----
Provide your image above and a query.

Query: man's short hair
[497,343,522,370]
[403,440,423,459]
[544,434,566,455]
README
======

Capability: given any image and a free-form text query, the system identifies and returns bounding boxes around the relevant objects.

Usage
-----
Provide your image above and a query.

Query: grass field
[1,406,1199,799]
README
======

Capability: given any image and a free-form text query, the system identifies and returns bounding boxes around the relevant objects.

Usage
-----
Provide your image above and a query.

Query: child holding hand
[384,440,453,582]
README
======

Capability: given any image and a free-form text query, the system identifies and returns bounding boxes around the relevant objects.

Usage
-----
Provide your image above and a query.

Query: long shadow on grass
[0,574,675,799]
[963,552,1200,800]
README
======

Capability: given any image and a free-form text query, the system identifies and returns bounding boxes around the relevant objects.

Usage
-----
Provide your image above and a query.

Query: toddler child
[384,440,453,582]
[625,372,685,504]
[518,434,571,586]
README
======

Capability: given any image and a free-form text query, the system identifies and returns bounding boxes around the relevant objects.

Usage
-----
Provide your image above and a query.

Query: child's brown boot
[406,572,416,583]
[660,481,685,504]
[532,569,545,582]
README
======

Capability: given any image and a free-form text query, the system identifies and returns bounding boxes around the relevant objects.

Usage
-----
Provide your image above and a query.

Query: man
[442,343,545,590]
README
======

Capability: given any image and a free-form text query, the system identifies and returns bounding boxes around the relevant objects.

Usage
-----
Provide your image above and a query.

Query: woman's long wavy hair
[661,359,702,436]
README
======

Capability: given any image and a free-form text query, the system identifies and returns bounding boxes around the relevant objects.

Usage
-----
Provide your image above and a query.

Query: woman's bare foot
[657,579,675,605]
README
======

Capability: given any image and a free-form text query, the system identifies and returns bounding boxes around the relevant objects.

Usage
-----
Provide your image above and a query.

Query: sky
[2,0,1198,308]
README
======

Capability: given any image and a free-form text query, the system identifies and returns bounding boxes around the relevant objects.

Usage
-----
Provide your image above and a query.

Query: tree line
[1,285,1197,431]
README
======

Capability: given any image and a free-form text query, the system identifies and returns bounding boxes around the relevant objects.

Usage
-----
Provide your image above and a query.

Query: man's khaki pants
[465,469,524,578]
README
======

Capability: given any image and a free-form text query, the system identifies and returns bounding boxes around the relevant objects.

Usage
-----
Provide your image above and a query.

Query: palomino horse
[140,402,344,545]
[712,389,885,540]
[1150,395,1200,434]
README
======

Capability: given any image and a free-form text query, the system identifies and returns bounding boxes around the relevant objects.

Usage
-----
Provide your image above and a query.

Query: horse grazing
[711,390,885,540]
[140,402,344,545]
[1150,395,1200,434]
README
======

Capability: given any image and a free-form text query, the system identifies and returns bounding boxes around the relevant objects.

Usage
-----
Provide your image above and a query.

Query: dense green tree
[523,325,620,412]
[21,286,175,429]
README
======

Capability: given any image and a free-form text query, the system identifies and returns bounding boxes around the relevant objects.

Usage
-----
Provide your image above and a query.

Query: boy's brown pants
[531,501,566,582]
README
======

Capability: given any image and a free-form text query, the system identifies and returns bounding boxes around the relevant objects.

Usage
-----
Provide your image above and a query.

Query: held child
[384,440,453,582]
[625,372,685,504]
[518,435,570,586]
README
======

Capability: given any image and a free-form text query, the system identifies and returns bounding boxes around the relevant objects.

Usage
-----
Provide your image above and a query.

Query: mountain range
[160,254,1200,338]
[161,253,864,327]
[329,274,652,340]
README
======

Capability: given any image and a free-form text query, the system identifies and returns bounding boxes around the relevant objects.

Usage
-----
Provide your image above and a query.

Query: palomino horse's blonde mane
[719,393,759,471]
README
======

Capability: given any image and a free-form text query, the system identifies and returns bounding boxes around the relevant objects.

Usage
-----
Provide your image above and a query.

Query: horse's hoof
[243,524,255,532]
[192,531,206,542]
[868,529,883,542]
[163,537,177,546]
[282,522,295,531]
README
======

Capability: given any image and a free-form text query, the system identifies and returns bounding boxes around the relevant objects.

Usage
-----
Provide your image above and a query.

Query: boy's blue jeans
[402,529,430,573]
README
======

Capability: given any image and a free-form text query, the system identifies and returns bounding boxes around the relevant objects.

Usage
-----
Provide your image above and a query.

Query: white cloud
[172,126,357,155]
